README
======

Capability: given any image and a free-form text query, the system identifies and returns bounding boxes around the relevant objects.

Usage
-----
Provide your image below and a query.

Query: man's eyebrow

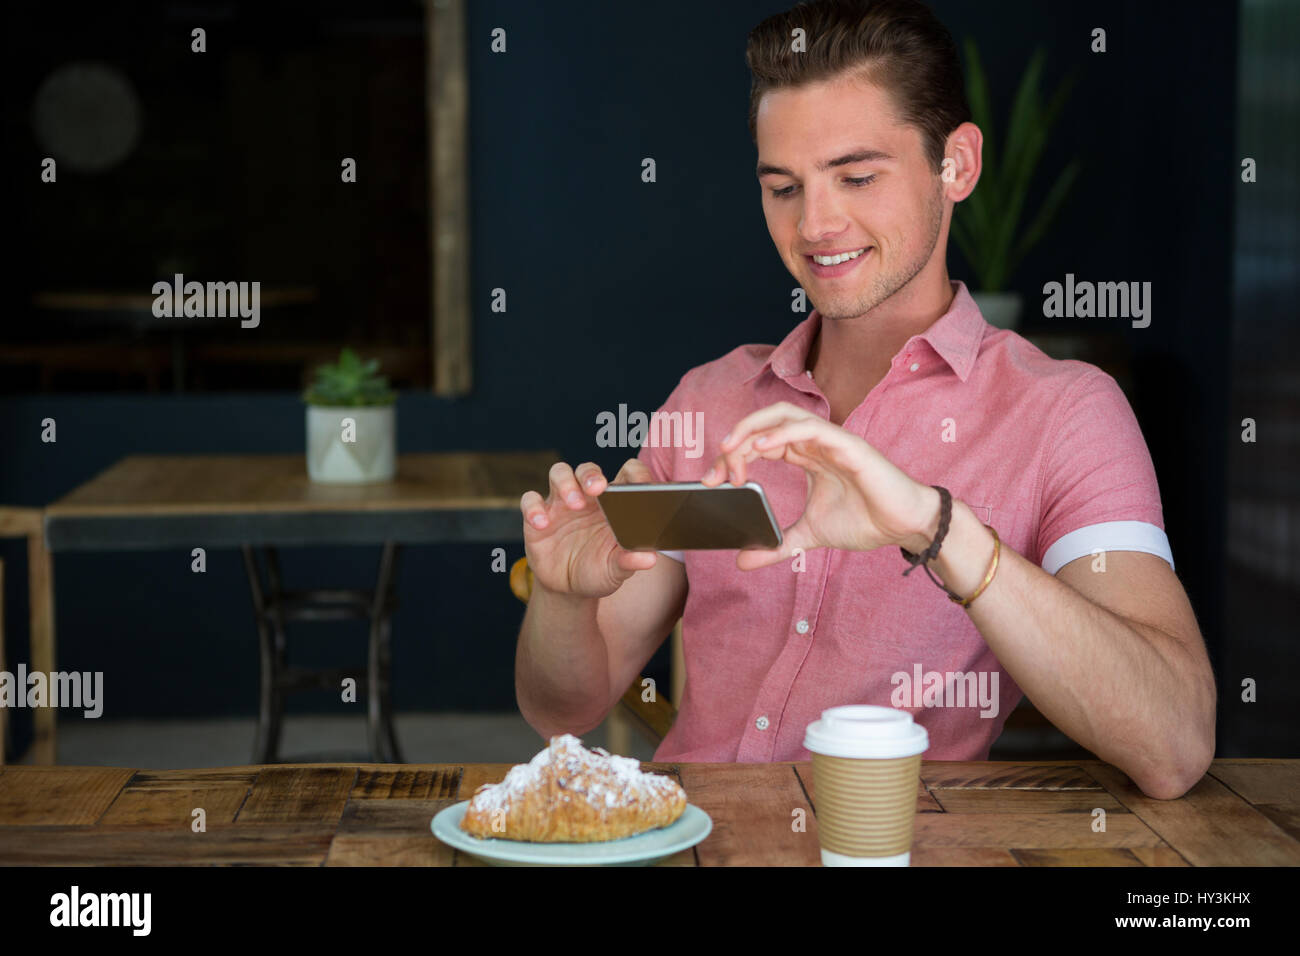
[756,148,895,178]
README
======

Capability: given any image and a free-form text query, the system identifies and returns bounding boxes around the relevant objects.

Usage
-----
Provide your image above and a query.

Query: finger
[719,401,815,452]
[751,419,844,460]
[701,453,729,486]
[547,461,588,510]
[614,549,657,572]
[736,520,816,571]
[520,489,549,530]
[613,457,654,485]
[573,462,607,494]
[721,410,823,485]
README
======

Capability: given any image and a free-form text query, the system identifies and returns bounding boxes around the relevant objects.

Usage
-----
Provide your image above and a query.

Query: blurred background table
[20,451,556,765]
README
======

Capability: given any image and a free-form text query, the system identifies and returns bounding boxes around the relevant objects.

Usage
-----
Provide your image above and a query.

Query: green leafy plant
[303,348,396,407]
[951,40,1081,292]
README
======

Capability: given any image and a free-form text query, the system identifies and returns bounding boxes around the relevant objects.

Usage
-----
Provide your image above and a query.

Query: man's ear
[941,121,982,202]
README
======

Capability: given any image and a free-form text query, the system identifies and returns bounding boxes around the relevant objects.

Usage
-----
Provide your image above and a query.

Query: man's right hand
[519,458,658,599]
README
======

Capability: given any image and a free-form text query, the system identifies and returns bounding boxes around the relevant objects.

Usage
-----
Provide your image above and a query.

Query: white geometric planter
[971,291,1024,331]
[306,404,396,483]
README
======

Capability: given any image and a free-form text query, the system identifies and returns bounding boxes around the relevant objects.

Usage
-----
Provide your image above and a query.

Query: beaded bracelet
[900,485,1001,607]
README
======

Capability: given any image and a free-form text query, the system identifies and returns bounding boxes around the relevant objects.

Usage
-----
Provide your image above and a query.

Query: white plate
[431,802,712,866]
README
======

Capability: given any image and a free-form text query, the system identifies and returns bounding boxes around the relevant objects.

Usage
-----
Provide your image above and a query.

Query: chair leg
[367,541,402,763]
[243,546,283,764]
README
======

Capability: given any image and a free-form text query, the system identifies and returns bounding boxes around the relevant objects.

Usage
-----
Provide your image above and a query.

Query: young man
[515,0,1216,799]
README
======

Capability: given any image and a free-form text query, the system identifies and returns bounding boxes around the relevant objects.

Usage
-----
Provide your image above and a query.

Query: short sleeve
[1034,371,1171,572]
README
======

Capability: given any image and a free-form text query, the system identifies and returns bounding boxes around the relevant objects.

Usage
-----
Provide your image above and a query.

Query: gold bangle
[952,524,1000,607]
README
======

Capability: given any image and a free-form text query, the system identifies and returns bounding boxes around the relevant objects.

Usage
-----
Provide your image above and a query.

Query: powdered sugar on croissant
[459,734,687,842]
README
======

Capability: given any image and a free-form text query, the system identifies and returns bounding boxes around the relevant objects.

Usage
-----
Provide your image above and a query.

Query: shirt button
[755,716,770,731]
[795,619,810,634]
[909,362,920,372]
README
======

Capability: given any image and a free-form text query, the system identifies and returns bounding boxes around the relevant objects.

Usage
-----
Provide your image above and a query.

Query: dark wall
[1,1,1243,754]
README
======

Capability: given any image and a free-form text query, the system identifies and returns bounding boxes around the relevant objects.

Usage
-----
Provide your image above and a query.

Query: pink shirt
[638,281,1173,763]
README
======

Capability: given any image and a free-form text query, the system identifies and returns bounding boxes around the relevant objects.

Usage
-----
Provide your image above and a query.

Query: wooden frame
[427,0,471,396]
[0,507,54,765]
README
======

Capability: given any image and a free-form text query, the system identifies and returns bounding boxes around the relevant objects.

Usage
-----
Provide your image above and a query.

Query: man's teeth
[812,248,868,266]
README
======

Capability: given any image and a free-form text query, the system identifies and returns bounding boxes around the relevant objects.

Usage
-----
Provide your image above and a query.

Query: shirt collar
[744,279,988,386]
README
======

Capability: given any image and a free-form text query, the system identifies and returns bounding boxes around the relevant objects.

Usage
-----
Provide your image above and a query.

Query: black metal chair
[241,542,403,763]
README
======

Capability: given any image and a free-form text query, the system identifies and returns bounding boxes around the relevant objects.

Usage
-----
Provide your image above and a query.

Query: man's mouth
[810,247,868,265]
[805,246,873,276]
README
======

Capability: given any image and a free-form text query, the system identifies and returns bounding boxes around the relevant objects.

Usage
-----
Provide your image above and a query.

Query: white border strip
[1041,520,1174,575]
[658,550,686,563]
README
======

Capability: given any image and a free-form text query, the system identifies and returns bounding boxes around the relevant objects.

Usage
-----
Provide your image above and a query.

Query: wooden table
[0,760,1296,866]
[8,451,557,765]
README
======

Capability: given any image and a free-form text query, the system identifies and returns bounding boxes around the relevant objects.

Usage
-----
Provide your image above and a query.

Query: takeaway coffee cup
[804,705,929,866]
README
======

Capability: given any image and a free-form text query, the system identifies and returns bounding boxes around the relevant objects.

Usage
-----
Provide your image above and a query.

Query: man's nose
[798,182,850,242]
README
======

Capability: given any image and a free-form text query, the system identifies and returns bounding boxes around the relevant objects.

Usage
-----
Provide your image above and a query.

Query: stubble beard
[812,181,945,322]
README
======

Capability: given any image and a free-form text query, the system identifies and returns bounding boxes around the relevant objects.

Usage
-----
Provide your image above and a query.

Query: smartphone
[596,481,783,551]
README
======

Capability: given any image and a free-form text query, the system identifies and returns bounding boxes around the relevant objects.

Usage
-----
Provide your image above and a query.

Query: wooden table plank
[678,763,819,866]
[326,834,456,867]
[923,762,1102,790]
[325,796,460,866]
[928,789,1126,814]
[338,798,457,832]
[910,846,1021,866]
[1210,761,1300,807]
[352,768,461,799]
[1012,848,1145,866]
[100,786,250,828]
[0,826,333,865]
[0,767,133,825]
[118,769,258,788]
[913,812,1164,849]
[1088,762,1300,866]
[236,768,355,825]
[456,763,515,799]
[45,452,559,516]
[1130,845,1192,867]
[100,768,257,829]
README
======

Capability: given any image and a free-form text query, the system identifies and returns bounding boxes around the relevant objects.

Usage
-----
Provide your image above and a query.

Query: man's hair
[746,0,970,173]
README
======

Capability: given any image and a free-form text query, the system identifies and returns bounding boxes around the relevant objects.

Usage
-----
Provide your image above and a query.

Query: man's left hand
[702,401,939,570]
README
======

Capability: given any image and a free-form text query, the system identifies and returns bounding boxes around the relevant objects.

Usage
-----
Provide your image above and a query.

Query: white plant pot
[306,404,396,483]
[971,291,1024,331]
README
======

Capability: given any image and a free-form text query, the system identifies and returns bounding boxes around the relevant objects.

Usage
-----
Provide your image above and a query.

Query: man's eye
[769,175,876,199]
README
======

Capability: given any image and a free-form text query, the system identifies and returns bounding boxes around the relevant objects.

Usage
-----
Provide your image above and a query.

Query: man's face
[755,72,946,321]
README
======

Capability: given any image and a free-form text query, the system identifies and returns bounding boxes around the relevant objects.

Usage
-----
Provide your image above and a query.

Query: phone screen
[597,482,782,551]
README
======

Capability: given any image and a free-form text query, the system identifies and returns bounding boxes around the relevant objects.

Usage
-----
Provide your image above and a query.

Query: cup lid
[804,705,929,759]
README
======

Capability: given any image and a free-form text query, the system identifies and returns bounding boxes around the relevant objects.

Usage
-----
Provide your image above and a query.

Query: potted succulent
[952,41,1081,330]
[303,348,397,483]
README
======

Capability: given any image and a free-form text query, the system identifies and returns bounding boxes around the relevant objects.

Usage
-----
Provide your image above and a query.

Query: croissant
[460,734,687,842]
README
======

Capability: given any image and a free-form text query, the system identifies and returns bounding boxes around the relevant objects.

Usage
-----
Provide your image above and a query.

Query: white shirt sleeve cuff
[658,550,685,563]
[1041,520,1174,575]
